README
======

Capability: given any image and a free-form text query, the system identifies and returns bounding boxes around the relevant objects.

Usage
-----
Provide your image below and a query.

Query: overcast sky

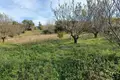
[0,0,86,25]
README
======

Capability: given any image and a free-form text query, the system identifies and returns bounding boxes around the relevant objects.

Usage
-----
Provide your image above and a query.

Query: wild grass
[0,37,120,79]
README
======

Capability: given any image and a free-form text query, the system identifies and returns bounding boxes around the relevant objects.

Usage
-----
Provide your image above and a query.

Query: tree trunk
[94,32,98,38]
[72,36,78,44]
[1,37,5,43]
[74,38,78,44]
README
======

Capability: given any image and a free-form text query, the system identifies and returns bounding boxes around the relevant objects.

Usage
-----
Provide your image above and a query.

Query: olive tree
[52,0,87,43]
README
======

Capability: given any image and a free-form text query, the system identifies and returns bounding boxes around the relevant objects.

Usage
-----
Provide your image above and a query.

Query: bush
[53,54,120,80]
[43,30,53,34]
[38,26,43,30]
[57,32,64,38]
[42,24,55,34]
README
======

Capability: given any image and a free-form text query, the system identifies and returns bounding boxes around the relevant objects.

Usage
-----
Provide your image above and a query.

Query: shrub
[57,32,64,38]
[42,24,55,34]
[43,30,52,34]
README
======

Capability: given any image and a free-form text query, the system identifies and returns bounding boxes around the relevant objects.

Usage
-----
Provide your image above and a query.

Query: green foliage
[37,22,43,30]
[22,20,35,31]
[55,21,64,33]
[43,30,51,34]
[0,38,120,79]
[42,24,55,34]
[12,21,19,25]
[57,32,64,38]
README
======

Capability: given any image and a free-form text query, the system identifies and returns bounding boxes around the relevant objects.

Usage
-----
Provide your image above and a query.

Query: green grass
[0,38,120,80]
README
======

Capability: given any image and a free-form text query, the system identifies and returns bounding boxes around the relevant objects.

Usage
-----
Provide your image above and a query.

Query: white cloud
[0,6,37,21]
[33,17,48,25]
[0,0,87,26]
[12,0,39,10]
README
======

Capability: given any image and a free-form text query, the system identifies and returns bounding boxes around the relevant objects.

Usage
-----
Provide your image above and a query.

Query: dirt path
[7,34,58,44]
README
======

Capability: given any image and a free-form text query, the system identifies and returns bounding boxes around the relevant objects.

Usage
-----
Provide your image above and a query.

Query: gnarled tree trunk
[94,32,98,38]
[1,37,6,43]
[72,35,79,44]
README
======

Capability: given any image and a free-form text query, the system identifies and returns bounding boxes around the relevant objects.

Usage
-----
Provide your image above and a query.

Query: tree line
[52,0,120,45]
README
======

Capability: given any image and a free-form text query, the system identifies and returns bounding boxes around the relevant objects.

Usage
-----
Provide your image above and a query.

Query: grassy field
[0,36,120,79]
[4,31,59,44]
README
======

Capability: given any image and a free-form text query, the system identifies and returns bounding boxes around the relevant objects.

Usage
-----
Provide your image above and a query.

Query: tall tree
[38,22,42,30]
[52,0,87,43]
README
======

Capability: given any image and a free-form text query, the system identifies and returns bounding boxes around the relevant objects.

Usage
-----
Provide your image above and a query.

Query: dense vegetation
[0,37,120,80]
[1,0,120,79]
